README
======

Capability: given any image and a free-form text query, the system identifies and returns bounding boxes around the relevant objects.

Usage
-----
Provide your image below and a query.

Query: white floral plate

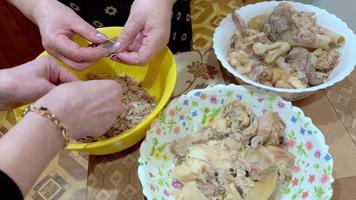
[138,85,333,200]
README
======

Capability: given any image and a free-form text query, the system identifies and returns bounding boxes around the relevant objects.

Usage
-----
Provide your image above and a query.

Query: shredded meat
[77,73,156,142]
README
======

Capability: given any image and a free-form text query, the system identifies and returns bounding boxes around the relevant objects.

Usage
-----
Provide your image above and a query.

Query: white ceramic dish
[138,84,334,200]
[213,1,356,101]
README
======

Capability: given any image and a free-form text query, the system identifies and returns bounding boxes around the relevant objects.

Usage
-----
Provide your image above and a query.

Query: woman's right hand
[31,0,108,70]
[35,80,122,139]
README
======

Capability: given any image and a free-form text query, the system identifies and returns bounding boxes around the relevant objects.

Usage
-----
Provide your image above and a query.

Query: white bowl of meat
[138,85,333,200]
[213,1,356,101]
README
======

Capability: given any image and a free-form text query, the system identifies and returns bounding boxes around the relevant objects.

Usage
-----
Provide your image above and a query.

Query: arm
[6,0,107,70]
[0,112,64,194]
[6,0,40,22]
[0,56,77,111]
[0,79,122,196]
[0,56,122,196]
[0,79,122,198]
[113,0,175,65]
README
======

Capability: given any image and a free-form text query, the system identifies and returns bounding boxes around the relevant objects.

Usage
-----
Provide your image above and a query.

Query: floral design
[104,6,118,16]
[187,61,210,80]
[207,65,219,79]
[172,50,221,98]
[195,82,209,89]
[138,85,334,200]
[149,137,167,162]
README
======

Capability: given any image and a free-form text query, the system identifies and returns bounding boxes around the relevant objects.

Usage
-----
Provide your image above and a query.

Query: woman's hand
[0,56,77,111]
[34,80,122,139]
[113,0,174,65]
[0,74,122,196]
[32,0,108,70]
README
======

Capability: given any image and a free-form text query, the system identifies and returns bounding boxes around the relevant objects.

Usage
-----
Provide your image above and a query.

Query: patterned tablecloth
[1,0,356,199]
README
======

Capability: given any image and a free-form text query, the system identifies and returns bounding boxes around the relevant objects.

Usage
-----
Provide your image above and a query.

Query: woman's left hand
[0,56,78,110]
[112,0,174,65]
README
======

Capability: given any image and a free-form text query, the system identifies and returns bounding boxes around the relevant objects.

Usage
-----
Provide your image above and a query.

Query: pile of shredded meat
[227,2,345,89]
[171,100,294,200]
[78,73,156,142]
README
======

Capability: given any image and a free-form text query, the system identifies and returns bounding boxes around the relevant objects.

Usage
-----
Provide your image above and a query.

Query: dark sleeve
[0,170,23,200]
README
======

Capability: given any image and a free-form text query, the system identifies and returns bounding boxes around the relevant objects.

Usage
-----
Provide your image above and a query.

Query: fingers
[127,33,144,52]
[71,17,108,44]
[45,57,79,84]
[116,16,144,52]
[43,34,105,69]
[52,52,96,71]
[113,30,167,65]
[34,56,78,84]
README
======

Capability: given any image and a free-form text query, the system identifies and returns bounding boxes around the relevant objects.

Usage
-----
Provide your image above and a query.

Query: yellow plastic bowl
[13,27,177,155]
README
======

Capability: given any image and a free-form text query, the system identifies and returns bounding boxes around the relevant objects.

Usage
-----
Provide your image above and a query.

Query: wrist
[23,112,65,148]
[34,98,76,139]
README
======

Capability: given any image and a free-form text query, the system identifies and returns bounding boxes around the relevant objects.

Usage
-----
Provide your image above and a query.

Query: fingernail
[112,42,121,52]
[96,31,109,41]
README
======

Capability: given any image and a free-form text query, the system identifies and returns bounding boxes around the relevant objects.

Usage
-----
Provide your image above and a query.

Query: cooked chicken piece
[187,144,232,170]
[222,137,244,152]
[276,159,294,182]
[246,65,266,82]
[224,101,254,130]
[275,79,294,89]
[172,135,194,156]
[237,148,277,181]
[210,118,228,132]
[172,163,199,183]
[275,56,294,71]
[266,2,294,41]
[312,48,340,72]
[274,47,331,87]
[250,136,264,148]
[225,183,244,200]
[175,181,208,200]
[288,76,307,89]
[261,145,295,167]
[307,71,329,86]
[259,146,295,183]
[232,12,248,36]
[257,111,285,145]
[241,118,258,145]
[228,50,254,74]
[267,3,340,50]
[191,126,233,144]
[285,47,312,72]
[259,67,306,89]
[196,169,225,197]
[245,169,278,200]
[248,13,271,32]
[253,42,291,63]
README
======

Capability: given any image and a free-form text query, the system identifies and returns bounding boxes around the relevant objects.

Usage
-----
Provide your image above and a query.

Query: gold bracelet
[23,105,70,147]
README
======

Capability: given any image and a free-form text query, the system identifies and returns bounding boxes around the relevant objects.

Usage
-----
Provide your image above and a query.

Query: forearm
[7,0,47,22]
[0,70,16,111]
[0,112,64,195]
